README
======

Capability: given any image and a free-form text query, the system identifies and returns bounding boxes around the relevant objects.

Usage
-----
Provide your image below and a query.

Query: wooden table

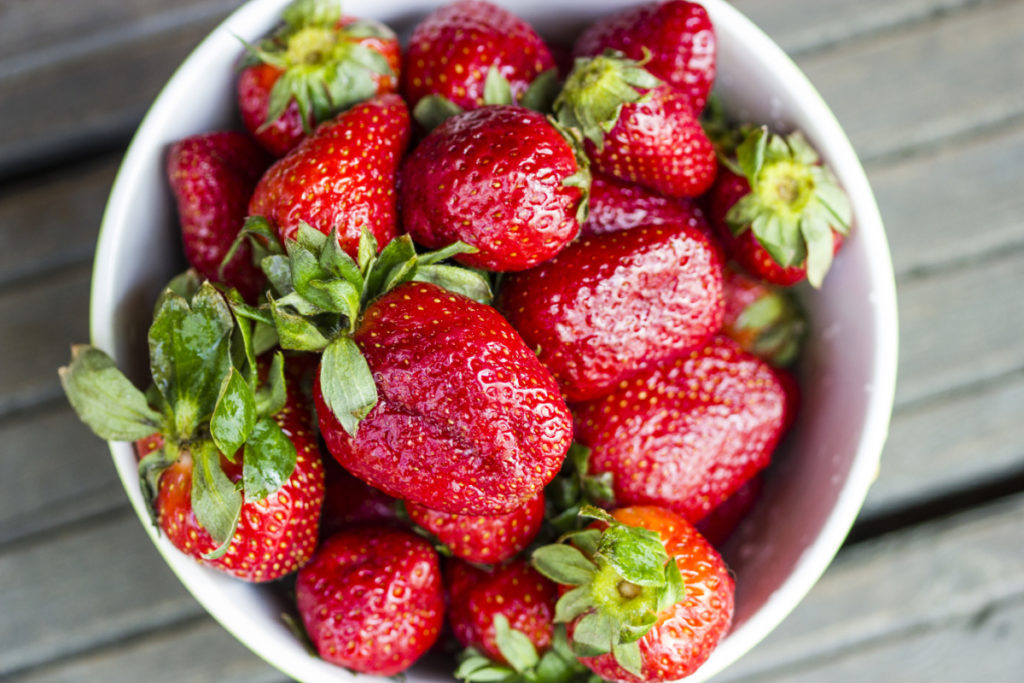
[2,0,1023,680]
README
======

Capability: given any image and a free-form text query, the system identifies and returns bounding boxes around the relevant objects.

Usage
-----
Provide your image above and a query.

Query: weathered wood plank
[796,0,1024,162]
[0,267,91,416]
[0,156,117,287]
[730,0,984,55]
[871,122,1024,279]
[9,620,286,683]
[730,596,1024,682]
[0,513,205,676]
[715,492,1024,681]
[0,405,124,546]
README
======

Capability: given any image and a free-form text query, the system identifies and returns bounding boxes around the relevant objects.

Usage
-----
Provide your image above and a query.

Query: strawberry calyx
[242,0,396,131]
[412,66,561,132]
[244,218,493,436]
[545,444,615,536]
[726,126,853,288]
[724,265,806,367]
[531,506,684,677]
[553,50,662,150]
[455,621,589,683]
[59,271,297,557]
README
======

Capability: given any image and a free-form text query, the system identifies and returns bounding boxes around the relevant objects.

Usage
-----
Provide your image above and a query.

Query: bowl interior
[91,1,898,681]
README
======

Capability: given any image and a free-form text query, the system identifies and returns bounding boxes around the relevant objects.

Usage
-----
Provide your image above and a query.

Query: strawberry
[402,0,555,112]
[166,131,271,302]
[400,105,589,271]
[320,458,401,537]
[582,171,709,237]
[721,263,806,366]
[248,93,410,259]
[296,525,445,675]
[406,489,545,564]
[708,126,852,288]
[498,223,724,403]
[60,272,324,581]
[533,505,734,683]
[448,560,559,667]
[573,0,716,112]
[315,281,573,515]
[555,52,717,199]
[573,336,789,522]
[695,473,763,547]
[237,0,400,157]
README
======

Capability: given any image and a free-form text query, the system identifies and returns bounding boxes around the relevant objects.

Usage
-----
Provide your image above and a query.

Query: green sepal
[611,641,643,678]
[269,294,332,351]
[413,264,493,305]
[531,544,597,586]
[210,368,257,462]
[255,351,289,417]
[595,524,670,588]
[571,611,615,657]
[161,269,203,304]
[413,95,465,133]
[243,416,298,501]
[281,0,343,29]
[454,650,515,683]
[362,234,417,306]
[553,585,595,624]
[657,555,685,614]
[138,445,176,528]
[520,69,561,114]
[484,67,514,106]
[357,227,379,272]
[318,336,378,437]
[59,345,164,442]
[191,439,243,554]
[493,614,540,673]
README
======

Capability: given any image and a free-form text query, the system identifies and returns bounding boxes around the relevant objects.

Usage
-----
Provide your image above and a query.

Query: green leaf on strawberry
[192,438,243,557]
[319,337,378,437]
[243,416,298,501]
[211,368,257,460]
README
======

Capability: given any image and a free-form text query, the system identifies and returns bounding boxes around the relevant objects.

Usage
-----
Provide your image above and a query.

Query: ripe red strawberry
[320,458,401,537]
[400,105,589,271]
[709,127,851,288]
[555,52,717,199]
[721,263,806,366]
[498,223,724,402]
[248,94,410,258]
[582,171,709,237]
[573,336,789,522]
[315,281,573,516]
[695,473,764,547]
[166,131,271,302]
[238,0,401,157]
[402,0,555,111]
[533,505,734,683]
[296,525,444,675]
[573,0,716,112]
[406,489,545,564]
[61,277,325,582]
[448,559,559,666]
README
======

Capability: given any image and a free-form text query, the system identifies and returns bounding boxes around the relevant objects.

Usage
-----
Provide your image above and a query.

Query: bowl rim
[90,0,899,681]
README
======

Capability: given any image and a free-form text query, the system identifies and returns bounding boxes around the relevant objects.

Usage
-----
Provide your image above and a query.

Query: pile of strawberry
[60,0,853,681]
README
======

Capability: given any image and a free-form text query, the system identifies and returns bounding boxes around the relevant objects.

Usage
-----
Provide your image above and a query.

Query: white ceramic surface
[90,1,899,681]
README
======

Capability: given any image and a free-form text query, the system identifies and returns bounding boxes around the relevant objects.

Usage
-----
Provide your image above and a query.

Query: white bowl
[90,1,898,681]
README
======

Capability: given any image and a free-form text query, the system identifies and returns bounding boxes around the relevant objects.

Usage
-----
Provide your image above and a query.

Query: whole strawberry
[238,0,401,156]
[555,52,717,199]
[722,263,806,366]
[61,273,324,581]
[573,0,716,112]
[533,505,734,683]
[406,489,545,564]
[448,560,558,667]
[709,126,851,288]
[499,223,724,402]
[315,281,573,515]
[402,0,555,111]
[248,94,410,258]
[582,171,709,237]
[296,525,444,675]
[573,336,789,522]
[166,131,271,302]
[400,105,589,271]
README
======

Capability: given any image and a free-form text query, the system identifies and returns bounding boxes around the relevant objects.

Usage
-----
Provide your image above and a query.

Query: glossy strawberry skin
[402,0,555,111]
[238,17,402,157]
[166,131,271,302]
[499,223,724,403]
[248,94,410,258]
[575,506,734,683]
[573,336,788,523]
[588,84,717,199]
[141,394,325,583]
[447,559,559,665]
[573,0,716,112]
[582,171,710,237]
[710,166,844,286]
[407,489,545,564]
[315,282,573,516]
[296,525,444,675]
[401,105,585,271]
